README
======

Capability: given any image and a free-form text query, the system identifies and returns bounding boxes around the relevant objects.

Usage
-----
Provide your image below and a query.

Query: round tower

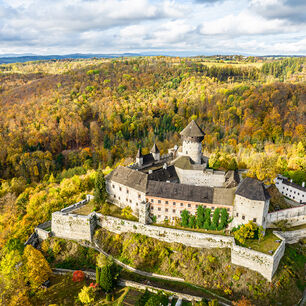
[180,120,205,164]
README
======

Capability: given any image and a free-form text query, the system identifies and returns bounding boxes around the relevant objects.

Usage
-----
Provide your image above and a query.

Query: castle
[106,120,271,229]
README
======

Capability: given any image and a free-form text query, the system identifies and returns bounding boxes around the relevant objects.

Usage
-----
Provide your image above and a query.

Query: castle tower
[232,177,270,230]
[151,143,160,161]
[136,147,143,166]
[180,120,205,164]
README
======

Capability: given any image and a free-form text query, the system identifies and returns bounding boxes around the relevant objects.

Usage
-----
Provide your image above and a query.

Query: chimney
[302,182,305,188]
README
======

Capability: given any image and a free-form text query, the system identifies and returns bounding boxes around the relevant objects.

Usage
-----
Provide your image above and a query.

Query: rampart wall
[50,201,287,282]
[267,205,306,227]
[51,211,95,241]
[96,213,233,249]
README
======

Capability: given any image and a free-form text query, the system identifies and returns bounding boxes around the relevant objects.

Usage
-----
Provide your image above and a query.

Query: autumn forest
[0,56,305,304]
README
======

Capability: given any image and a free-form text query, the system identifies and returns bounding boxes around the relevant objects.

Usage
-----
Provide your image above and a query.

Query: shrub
[72,270,85,282]
[78,285,95,304]
[234,221,264,245]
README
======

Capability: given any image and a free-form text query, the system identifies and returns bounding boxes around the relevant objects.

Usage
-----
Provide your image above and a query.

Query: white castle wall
[231,232,285,282]
[106,180,146,214]
[175,168,225,187]
[96,213,234,249]
[50,206,286,282]
[51,211,95,241]
[273,228,306,244]
[267,205,306,227]
[231,195,269,228]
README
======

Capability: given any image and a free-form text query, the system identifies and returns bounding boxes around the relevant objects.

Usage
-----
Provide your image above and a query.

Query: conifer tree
[94,169,107,205]
[100,265,113,292]
[204,208,211,230]
[196,205,205,228]
[181,210,190,227]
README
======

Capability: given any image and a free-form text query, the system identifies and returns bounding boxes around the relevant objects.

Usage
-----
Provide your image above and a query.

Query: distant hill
[0,53,142,64]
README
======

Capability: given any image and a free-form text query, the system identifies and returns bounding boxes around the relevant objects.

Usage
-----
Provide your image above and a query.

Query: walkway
[52,268,231,306]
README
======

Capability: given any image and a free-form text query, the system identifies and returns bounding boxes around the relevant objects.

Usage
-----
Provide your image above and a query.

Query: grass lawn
[74,201,95,215]
[99,202,138,222]
[240,230,281,254]
[153,222,230,236]
[120,270,230,304]
[30,273,135,305]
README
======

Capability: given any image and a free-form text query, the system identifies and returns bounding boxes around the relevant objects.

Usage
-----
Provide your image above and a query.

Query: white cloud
[199,11,288,36]
[0,0,305,55]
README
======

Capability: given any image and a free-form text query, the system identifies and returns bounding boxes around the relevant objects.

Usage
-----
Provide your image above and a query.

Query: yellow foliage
[78,285,95,304]
[23,245,52,289]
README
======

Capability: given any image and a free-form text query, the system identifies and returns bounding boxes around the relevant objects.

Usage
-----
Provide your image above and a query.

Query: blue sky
[0,0,305,55]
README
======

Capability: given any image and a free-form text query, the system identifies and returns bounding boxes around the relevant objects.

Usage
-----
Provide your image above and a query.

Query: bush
[78,285,95,304]
[72,270,85,282]
[234,221,264,245]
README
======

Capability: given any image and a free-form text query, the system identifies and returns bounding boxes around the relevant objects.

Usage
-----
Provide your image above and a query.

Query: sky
[0,0,305,56]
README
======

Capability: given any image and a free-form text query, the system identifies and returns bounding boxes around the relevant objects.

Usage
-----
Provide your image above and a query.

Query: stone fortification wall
[50,207,286,281]
[267,205,306,227]
[96,213,233,249]
[60,198,88,213]
[274,228,306,244]
[51,211,95,241]
[231,232,285,282]
[175,168,225,187]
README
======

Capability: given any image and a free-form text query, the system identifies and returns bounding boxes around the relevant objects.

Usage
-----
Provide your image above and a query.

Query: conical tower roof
[151,143,160,153]
[136,147,142,158]
[180,120,205,137]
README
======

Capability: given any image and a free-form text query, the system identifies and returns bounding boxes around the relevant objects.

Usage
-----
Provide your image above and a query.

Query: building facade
[106,120,271,229]
[275,175,305,204]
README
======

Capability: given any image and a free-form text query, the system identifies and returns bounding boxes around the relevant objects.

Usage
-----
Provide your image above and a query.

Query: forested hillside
[0,57,305,184]
[0,55,305,305]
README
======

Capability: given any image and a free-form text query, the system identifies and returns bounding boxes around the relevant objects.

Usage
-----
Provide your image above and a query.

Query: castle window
[227,208,230,212]
[165,201,169,204]
[119,187,122,191]
[114,195,116,198]
[112,184,115,188]
[138,194,141,198]
[173,209,176,213]
[253,218,257,222]
[126,189,129,194]
[165,208,168,212]
[126,198,128,202]
[158,200,161,204]
[129,200,132,203]
[212,207,215,210]
[136,203,138,206]
[151,199,154,203]
[204,206,206,208]
[172,217,175,220]
[180,203,184,207]
[188,204,191,207]
[158,215,161,218]
[158,208,161,211]
[118,197,121,200]
[151,207,154,210]
[173,202,176,206]
[165,216,168,220]
[236,213,238,217]
[242,215,245,220]
[196,205,198,208]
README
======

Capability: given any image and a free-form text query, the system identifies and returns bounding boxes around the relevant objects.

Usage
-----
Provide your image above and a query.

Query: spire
[180,120,205,138]
[151,143,160,154]
[136,147,142,158]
